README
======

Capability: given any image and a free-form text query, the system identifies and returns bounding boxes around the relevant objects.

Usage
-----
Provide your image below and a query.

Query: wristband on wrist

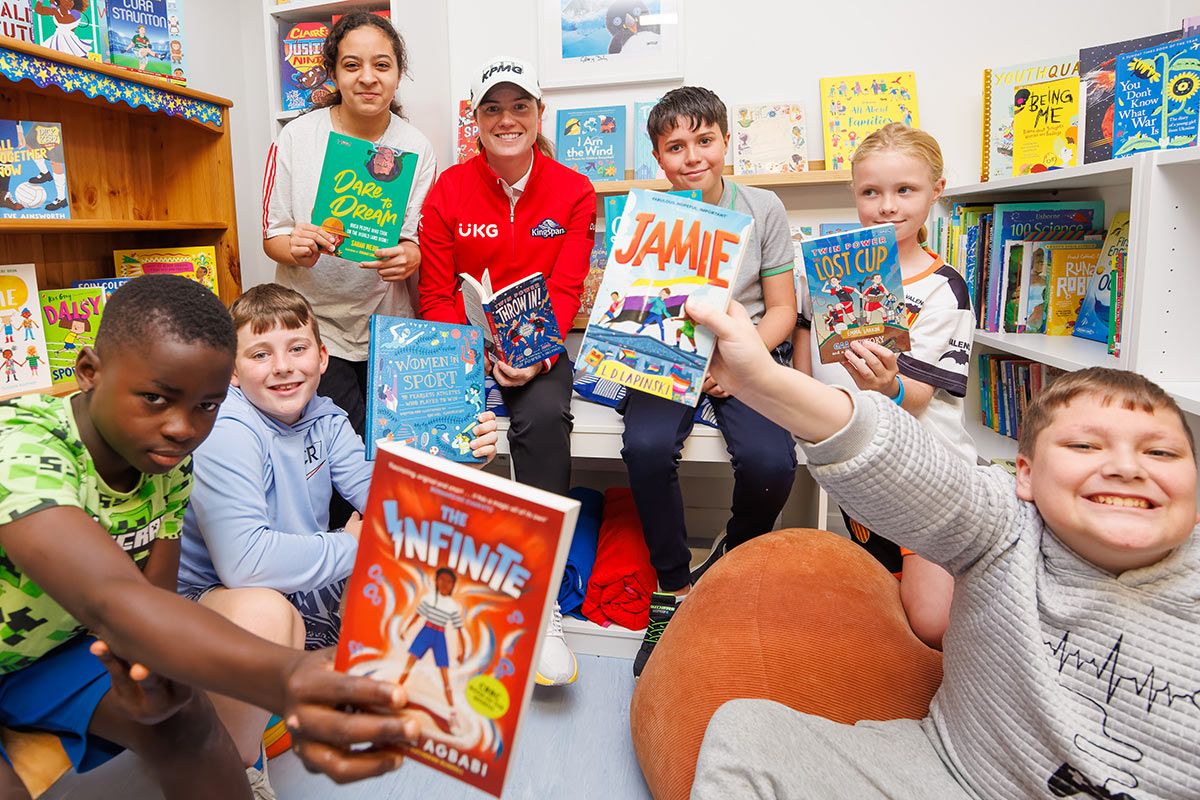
[891,375,905,406]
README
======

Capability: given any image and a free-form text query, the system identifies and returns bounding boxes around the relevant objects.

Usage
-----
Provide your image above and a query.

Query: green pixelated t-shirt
[0,393,191,674]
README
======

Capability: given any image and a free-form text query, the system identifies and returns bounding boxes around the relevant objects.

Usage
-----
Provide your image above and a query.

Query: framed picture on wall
[537,0,683,89]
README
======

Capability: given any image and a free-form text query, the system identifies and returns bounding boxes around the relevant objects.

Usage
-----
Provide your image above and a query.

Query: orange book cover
[335,443,578,798]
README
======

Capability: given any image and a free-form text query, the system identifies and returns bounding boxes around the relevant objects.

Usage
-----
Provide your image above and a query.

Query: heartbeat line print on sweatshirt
[1046,630,1200,714]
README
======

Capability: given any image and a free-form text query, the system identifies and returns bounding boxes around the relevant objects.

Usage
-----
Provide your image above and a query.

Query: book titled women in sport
[459,271,565,370]
[335,443,578,799]
[574,189,752,408]
[365,316,486,462]
[311,132,418,263]
[801,223,910,364]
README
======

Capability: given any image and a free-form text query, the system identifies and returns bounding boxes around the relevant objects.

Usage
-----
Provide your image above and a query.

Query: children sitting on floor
[176,283,497,788]
[686,296,1200,799]
[0,276,421,799]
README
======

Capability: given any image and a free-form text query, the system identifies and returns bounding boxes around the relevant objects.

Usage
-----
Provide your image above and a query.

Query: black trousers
[496,357,574,496]
[318,355,368,528]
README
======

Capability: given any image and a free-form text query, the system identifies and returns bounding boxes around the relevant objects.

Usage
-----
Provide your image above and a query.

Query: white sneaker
[534,601,578,686]
[246,743,276,800]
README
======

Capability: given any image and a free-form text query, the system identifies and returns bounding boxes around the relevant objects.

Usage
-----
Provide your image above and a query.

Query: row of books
[0,251,218,399]
[935,201,1127,350]
[278,11,390,113]
[979,354,1064,440]
[1,0,188,86]
[980,18,1200,180]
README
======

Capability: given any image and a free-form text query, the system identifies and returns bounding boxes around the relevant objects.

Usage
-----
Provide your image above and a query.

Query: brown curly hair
[317,12,408,118]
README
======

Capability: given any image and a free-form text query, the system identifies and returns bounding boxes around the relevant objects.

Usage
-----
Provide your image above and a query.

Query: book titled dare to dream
[555,105,626,182]
[575,189,753,408]
[335,443,578,799]
[312,132,418,263]
[459,272,565,371]
[365,316,486,463]
[802,224,910,365]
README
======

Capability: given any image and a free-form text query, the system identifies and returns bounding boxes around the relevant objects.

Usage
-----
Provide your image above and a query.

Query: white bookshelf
[941,149,1200,462]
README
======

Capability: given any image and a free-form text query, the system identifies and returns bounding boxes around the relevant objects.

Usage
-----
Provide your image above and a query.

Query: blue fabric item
[0,636,121,773]
[484,376,508,417]
[178,387,369,595]
[409,625,450,668]
[560,487,603,618]
[573,372,721,429]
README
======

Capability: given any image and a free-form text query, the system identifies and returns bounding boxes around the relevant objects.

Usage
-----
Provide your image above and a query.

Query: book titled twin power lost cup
[335,443,578,799]
[574,189,753,408]
[801,223,911,365]
[312,132,418,262]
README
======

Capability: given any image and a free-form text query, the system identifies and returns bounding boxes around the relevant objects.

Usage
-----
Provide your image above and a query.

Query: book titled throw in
[460,271,565,370]
[336,443,578,799]
[574,189,752,408]
[365,316,486,462]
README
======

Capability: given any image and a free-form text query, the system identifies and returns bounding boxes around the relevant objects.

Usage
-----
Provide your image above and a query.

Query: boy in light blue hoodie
[178,284,497,786]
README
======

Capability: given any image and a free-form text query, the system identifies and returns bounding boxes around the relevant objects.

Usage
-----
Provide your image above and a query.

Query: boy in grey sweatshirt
[684,299,1199,800]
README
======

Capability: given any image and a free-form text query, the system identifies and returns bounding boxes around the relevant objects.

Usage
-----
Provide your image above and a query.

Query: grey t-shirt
[263,107,437,361]
[717,180,796,323]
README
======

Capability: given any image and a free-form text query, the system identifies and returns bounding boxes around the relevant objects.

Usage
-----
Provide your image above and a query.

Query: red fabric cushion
[582,488,656,631]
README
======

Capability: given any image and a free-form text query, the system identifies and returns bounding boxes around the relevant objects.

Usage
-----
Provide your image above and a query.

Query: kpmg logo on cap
[482,62,524,82]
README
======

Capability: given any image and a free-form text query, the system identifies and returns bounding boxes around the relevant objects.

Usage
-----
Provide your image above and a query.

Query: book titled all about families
[574,189,753,408]
[335,442,579,799]
[801,223,910,364]
[365,316,486,462]
[459,270,565,371]
[311,132,418,263]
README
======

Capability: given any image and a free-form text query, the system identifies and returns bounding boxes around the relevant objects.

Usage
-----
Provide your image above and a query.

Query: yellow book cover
[1011,75,1080,176]
[820,72,918,171]
[1044,244,1102,335]
[113,247,219,296]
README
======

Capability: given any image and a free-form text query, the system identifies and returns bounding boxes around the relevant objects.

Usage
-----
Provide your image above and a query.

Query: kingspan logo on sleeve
[531,218,566,238]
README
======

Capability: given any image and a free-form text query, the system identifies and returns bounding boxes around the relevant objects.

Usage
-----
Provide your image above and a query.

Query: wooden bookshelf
[0,37,243,302]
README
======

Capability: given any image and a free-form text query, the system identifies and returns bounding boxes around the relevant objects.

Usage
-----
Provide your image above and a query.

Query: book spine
[482,302,508,365]
[365,320,379,460]
[980,69,992,182]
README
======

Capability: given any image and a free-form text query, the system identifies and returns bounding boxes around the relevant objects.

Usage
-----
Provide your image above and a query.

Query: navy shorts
[409,625,449,668]
[0,636,121,772]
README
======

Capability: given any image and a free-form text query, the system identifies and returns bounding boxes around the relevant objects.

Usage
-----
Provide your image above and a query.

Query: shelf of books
[588,165,851,198]
[973,331,1120,374]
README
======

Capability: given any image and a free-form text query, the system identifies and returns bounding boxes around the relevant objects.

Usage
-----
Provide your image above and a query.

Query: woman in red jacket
[419,57,595,687]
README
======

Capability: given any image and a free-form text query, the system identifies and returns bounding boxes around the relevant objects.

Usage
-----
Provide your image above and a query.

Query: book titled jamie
[802,223,910,364]
[334,443,578,799]
[555,105,626,182]
[459,271,566,371]
[603,189,701,254]
[0,120,70,220]
[574,189,753,408]
[312,132,418,263]
[365,316,486,462]
[1112,34,1200,157]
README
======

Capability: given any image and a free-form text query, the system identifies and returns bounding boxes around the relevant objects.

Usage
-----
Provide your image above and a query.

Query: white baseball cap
[471,56,542,111]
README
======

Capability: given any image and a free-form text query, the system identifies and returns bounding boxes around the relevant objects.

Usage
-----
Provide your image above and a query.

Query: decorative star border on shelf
[0,46,223,130]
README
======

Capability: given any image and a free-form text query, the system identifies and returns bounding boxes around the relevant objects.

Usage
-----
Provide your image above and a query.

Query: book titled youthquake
[365,316,486,462]
[0,120,70,220]
[335,443,579,799]
[980,57,1078,181]
[802,223,910,364]
[574,189,752,408]
[312,132,418,263]
[555,105,626,182]
[114,246,218,295]
[0,263,52,400]
[460,271,565,371]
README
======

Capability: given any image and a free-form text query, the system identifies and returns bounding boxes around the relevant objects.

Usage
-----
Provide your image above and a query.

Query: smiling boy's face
[653,117,729,203]
[1016,393,1199,573]
[232,321,327,426]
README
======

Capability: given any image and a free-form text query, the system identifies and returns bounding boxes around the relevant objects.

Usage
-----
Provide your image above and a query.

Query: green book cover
[39,287,104,387]
[311,132,417,263]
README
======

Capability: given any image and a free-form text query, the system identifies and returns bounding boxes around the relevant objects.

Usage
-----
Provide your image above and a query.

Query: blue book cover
[818,222,862,236]
[574,189,753,408]
[72,277,132,298]
[556,105,626,182]
[1112,34,1200,157]
[365,316,486,462]
[802,224,910,364]
[986,202,1104,332]
[106,0,184,82]
[0,120,69,219]
[963,224,980,324]
[459,272,566,370]
[603,189,701,253]
[633,100,662,180]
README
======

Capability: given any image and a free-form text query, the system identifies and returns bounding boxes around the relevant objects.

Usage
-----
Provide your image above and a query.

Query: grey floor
[43,655,650,800]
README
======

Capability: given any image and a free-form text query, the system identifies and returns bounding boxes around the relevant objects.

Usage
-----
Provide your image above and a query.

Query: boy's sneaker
[28,171,53,184]
[689,533,728,586]
[633,592,680,678]
[535,601,579,686]
[246,743,276,800]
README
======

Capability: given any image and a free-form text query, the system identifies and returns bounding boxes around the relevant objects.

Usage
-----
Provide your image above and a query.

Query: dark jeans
[319,355,368,528]
[620,390,798,591]
[496,357,574,496]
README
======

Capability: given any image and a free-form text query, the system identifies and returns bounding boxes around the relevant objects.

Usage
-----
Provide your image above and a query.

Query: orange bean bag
[1,729,70,799]
[630,528,944,800]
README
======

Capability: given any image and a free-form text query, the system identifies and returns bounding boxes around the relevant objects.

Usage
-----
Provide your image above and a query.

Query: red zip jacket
[418,148,597,347]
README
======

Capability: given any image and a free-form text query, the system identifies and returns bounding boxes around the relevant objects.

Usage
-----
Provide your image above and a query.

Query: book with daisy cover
[335,443,578,799]
[365,316,486,462]
[574,189,752,408]
[1111,34,1200,158]
[38,286,104,388]
[802,223,909,364]
[311,131,418,263]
